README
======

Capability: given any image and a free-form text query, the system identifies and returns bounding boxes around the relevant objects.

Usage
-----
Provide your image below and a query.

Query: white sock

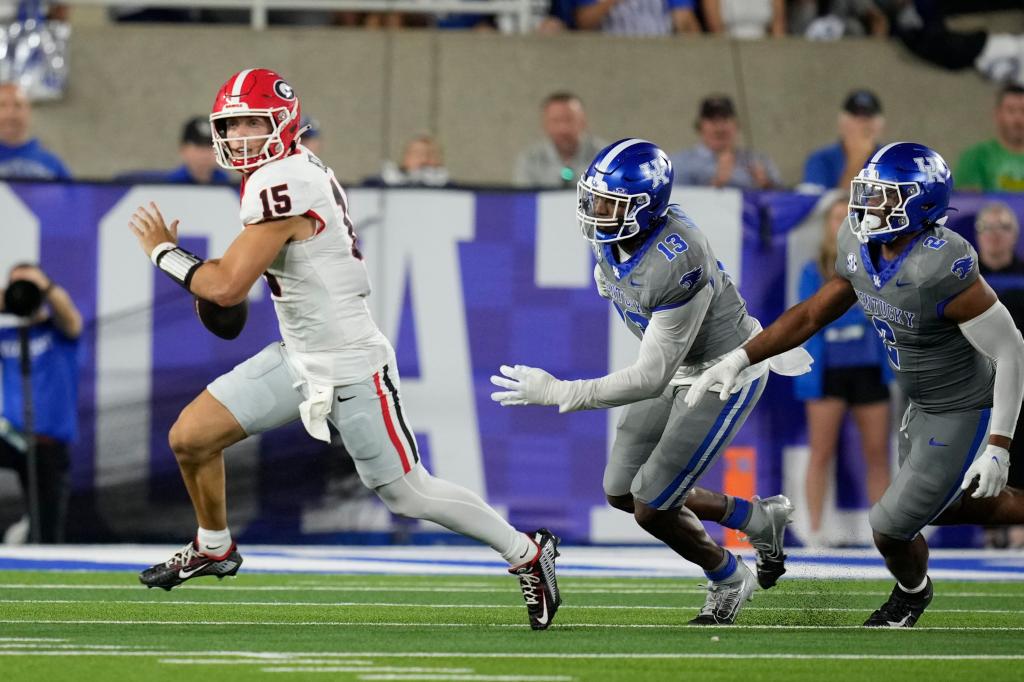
[975,34,1024,85]
[196,527,232,557]
[898,576,929,594]
[502,532,539,567]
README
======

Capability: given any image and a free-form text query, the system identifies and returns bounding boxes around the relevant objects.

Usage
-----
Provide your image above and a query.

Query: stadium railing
[58,0,536,32]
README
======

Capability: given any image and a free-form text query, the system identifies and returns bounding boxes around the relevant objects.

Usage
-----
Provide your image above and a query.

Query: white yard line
[0,648,1023,661]
[1,619,1023,631]
[0,598,1020,615]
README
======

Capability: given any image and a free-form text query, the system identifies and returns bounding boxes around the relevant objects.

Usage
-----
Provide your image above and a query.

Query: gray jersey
[594,206,756,366]
[836,223,994,412]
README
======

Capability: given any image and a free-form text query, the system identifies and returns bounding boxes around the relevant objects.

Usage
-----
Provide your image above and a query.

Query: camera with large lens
[3,280,43,318]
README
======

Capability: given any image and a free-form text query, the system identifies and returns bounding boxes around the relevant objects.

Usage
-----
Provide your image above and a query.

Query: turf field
[2,569,1024,682]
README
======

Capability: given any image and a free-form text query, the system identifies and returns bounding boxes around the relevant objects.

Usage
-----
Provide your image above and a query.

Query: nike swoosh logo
[535,593,549,626]
[178,564,207,579]
[896,280,911,287]
[887,615,912,627]
[928,438,948,447]
[337,395,356,403]
[203,545,225,553]
[628,278,642,287]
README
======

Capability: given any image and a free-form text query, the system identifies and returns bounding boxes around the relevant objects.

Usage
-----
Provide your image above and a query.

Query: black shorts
[822,366,890,405]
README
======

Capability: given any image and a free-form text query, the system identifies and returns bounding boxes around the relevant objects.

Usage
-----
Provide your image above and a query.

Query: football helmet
[577,139,673,243]
[210,68,301,171]
[849,142,952,244]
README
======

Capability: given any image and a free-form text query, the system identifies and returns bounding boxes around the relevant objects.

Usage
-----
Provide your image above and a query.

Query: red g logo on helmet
[209,68,302,172]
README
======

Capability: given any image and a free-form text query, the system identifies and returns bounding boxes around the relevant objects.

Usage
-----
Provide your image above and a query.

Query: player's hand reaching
[129,202,180,259]
[490,364,560,407]
[961,444,1011,498]
[684,347,750,407]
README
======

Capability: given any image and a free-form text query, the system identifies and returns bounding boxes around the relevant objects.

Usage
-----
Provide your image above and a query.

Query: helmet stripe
[595,138,650,173]
[869,141,902,164]
[230,68,255,99]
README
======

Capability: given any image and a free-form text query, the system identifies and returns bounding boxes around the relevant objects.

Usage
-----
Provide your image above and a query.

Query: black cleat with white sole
[139,540,243,591]
[863,578,933,628]
[510,529,561,630]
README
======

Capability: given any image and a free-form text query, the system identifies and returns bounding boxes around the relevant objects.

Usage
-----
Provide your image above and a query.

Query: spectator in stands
[0,262,82,544]
[0,83,69,180]
[787,0,889,39]
[973,201,1024,549]
[575,0,699,36]
[892,1,1024,87]
[300,115,323,157]
[956,85,1024,193]
[514,92,606,188]
[670,94,781,189]
[366,134,450,187]
[0,1,67,22]
[800,89,884,194]
[164,117,231,185]
[537,0,578,33]
[701,0,786,39]
[794,195,891,548]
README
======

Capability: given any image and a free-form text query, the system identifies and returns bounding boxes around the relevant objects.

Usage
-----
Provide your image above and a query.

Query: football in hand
[195,296,248,340]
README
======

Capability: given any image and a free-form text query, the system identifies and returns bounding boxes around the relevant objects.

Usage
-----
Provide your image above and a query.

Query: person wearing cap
[514,92,607,188]
[956,84,1024,193]
[161,116,232,185]
[800,89,885,194]
[974,201,1024,548]
[670,94,780,190]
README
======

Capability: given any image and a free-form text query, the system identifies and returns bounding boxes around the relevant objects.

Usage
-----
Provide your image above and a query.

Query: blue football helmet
[849,142,953,244]
[577,138,673,243]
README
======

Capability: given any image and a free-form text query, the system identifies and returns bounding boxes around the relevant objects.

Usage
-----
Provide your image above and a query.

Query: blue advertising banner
[1,182,1021,547]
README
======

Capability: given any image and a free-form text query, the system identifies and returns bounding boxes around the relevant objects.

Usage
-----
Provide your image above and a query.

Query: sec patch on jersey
[195,296,248,340]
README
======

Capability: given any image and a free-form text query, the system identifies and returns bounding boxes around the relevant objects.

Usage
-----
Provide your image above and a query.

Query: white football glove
[594,263,612,300]
[961,444,1011,498]
[683,347,751,408]
[489,364,560,407]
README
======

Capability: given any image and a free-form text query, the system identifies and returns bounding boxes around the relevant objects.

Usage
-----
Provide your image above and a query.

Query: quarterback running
[128,68,560,630]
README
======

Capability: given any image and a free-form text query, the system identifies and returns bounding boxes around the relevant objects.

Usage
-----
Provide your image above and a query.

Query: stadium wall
[31,27,996,186]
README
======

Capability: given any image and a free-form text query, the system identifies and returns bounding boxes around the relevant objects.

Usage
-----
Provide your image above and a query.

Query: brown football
[194,296,248,340]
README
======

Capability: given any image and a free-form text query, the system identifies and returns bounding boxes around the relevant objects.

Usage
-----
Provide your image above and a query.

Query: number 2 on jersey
[871,317,900,370]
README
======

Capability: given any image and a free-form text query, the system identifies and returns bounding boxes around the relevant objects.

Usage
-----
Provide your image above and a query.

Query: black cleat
[863,578,933,628]
[510,529,561,630]
[139,540,243,591]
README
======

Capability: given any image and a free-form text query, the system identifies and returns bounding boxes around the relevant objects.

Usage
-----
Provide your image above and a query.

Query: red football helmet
[209,68,302,172]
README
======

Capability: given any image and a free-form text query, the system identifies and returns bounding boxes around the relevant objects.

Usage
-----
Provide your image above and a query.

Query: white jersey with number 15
[239,145,391,386]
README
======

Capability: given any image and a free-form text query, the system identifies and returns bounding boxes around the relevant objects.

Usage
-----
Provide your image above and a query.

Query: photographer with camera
[0,263,81,543]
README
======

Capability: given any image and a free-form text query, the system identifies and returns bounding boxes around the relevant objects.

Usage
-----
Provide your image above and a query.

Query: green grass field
[1,570,1023,681]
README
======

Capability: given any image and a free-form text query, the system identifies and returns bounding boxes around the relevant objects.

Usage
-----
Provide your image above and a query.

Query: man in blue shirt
[0,83,70,180]
[162,117,232,185]
[800,89,885,194]
[671,95,781,189]
[0,263,82,543]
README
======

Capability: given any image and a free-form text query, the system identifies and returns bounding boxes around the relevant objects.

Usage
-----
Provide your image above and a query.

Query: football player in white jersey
[128,68,560,630]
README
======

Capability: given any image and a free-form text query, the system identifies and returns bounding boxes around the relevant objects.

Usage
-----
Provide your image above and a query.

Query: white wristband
[150,242,177,266]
